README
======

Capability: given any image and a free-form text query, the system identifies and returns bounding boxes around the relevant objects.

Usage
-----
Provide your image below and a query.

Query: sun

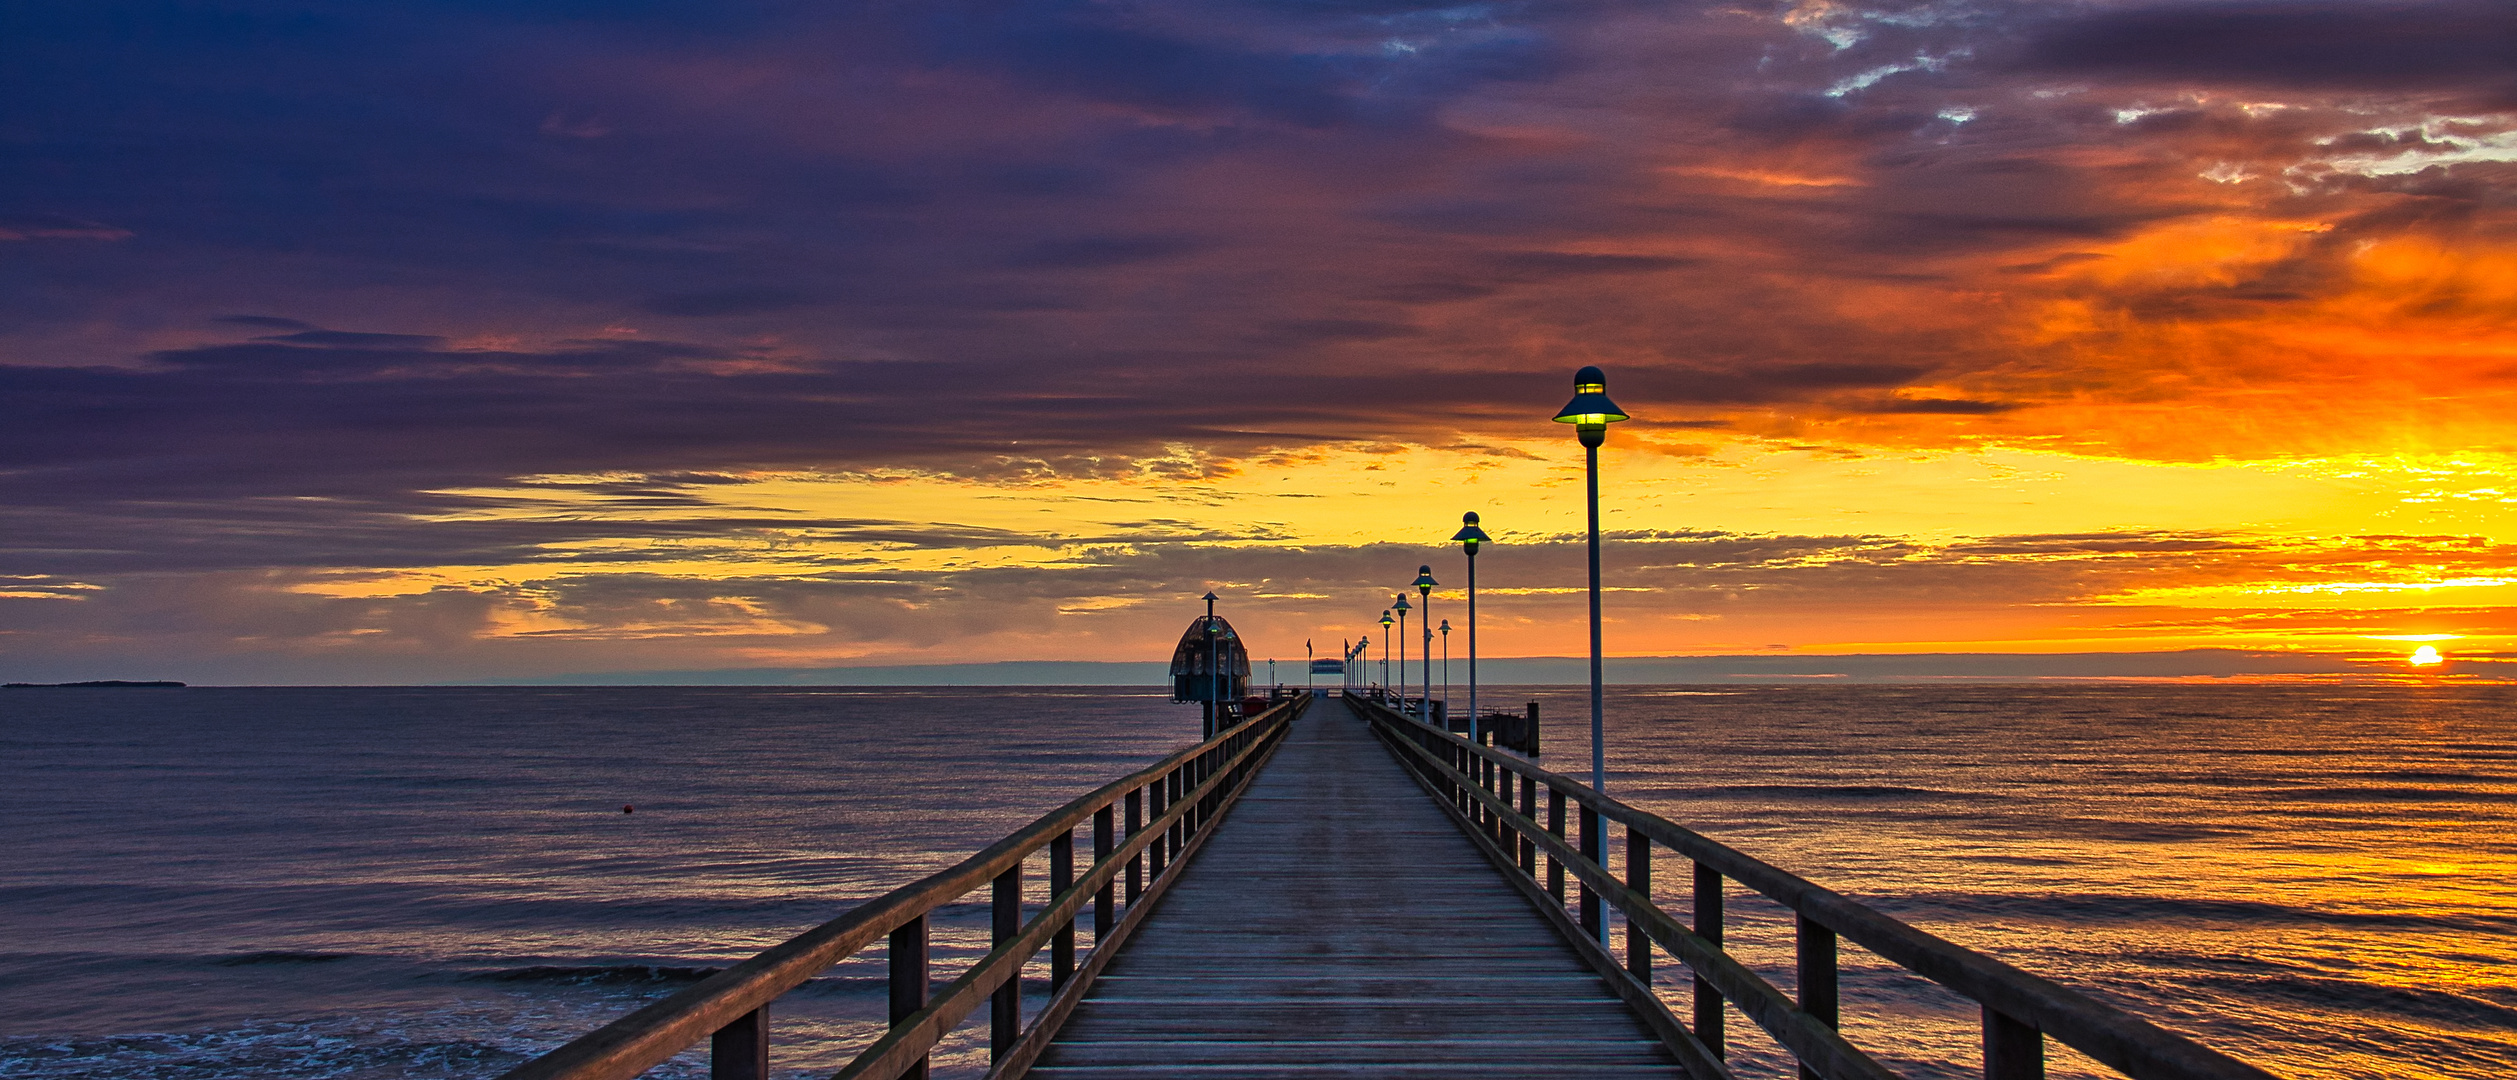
[2409,645,2444,667]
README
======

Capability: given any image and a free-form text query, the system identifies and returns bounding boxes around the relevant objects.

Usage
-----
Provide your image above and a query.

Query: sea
[0,683,2510,1080]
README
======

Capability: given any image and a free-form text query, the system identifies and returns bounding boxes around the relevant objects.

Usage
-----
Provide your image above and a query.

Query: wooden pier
[502,690,2282,1080]
[1029,696,1677,1078]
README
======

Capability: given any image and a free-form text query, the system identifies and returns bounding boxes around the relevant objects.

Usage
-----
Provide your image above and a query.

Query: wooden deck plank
[1029,697,1681,1078]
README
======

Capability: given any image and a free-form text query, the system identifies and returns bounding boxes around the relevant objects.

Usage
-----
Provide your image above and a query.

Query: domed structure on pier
[1168,614,1250,703]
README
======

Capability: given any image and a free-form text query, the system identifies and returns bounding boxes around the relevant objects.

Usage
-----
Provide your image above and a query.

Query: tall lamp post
[1392,593,1411,716]
[1438,619,1451,728]
[1412,566,1437,723]
[1379,610,1393,695]
[1202,591,1221,739]
[1552,366,1627,796]
[1451,512,1491,744]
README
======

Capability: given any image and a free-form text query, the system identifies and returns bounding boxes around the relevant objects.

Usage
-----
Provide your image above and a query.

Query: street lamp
[1392,592,1411,717]
[1451,511,1491,744]
[1438,619,1451,729]
[1553,365,1627,796]
[1379,610,1393,696]
[1203,591,1221,739]
[1413,565,1437,723]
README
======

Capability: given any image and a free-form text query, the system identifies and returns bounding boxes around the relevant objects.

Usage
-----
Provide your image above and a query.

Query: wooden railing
[1348,692,2282,1080]
[499,693,1309,1080]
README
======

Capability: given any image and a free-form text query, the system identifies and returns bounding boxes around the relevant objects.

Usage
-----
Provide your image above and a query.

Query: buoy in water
[623,805,634,813]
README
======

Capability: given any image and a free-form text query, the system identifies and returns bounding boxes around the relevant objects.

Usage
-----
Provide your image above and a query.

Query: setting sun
[2411,646,2446,667]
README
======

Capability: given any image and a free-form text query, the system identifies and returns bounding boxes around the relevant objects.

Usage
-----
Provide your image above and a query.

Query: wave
[1888,891,2517,934]
[2180,970,2517,1031]
[2256,785,2517,804]
[1626,783,1972,801]
[465,963,722,986]
[0,1021,536,1080]
[210,951,354,967]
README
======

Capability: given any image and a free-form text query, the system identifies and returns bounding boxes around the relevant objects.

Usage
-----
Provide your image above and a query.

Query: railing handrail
[1347,691,2280,1080]
[501,695,1308,1080]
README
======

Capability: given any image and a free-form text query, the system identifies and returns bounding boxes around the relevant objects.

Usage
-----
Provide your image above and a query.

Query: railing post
[1124,788,1144,903]
[1168,765,1185,849]
[992,865,1021,1060]
[1578,803,1602,938]
[1985,1006,2045,1080]
[1480,760,1496,844]
[888,915,930,1080]
[1178,759,1194,840]
[1796,913,1838,1080]
[1518,773,1537,876]
[1051,830,1076,990]
[1693,861,1724,1058]
[1094,804,1116,939]
[709,1008,767,1080]
[1547,786,1567,902]
[1146,781,1166,880]
[1478,759,1494,839]
[1206,744,1220,813]
[1626,825,1650,981]
[1187,753,1203,836]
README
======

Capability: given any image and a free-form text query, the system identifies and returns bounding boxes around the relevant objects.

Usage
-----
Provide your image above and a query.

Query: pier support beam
[1796,915,1838,1080]
[1693,861,1725,1058]
[708,1009,766,1080]
[1093,805,1115,940]
[888,916,929,1080]
[992,867,1021,1059]
[1985,1007,2045,1080]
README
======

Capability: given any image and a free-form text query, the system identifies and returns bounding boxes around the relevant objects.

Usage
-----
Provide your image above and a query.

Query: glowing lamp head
[1439,619,1451,635]
[1452,511,1492,554]
[1392,592,1411,614]
[1552,365,1628,447]
[2410,645,2444,667]
[1380,610,1393,628]
[1413,565,1438,597]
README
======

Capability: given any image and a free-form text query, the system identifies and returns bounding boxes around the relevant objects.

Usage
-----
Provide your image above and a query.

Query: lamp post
[1392,592,1411,717]
[1552,366,1627,797]
[1413,566,1437,723]
[1379,610,1392,696]
[1438,619,1451,729]
[1451,512,1491,744]
[1203,591,1221,739]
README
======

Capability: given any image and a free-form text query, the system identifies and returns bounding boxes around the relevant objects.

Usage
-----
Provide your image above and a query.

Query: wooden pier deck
[1029,696,1682,1079]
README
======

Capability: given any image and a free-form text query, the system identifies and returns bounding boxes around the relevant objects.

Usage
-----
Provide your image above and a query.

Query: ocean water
[1,684,2511,1079]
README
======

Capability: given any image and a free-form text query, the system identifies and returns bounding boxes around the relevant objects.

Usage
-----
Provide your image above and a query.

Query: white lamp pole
[1413,566,1436,723]
[1552,367,1628,794]
[1439,619,1451,729]
[1392,593,1411,717]
[1379,611,1392,695]
[1452,512,1491,744]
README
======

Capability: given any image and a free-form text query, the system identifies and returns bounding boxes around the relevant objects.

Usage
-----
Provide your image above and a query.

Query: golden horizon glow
[189,434,2508,672]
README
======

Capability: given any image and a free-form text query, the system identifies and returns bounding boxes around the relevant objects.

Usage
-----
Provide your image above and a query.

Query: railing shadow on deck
[498,692,1312,1080]
[1346,691,2283,1080]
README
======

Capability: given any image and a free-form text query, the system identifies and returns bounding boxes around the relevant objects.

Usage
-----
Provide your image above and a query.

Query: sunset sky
[4,0,2514,683]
